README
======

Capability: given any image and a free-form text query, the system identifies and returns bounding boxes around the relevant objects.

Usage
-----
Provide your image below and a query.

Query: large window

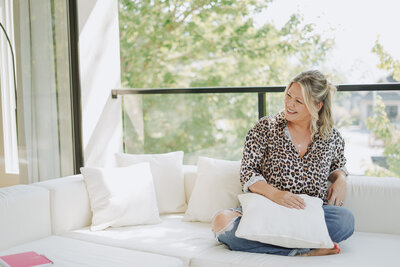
[118,0,400,176]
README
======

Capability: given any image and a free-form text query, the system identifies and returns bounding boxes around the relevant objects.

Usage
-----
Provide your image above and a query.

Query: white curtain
[15,0,74,183]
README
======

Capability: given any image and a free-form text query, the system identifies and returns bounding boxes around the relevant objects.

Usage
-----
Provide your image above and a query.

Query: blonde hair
[284,70,336,139]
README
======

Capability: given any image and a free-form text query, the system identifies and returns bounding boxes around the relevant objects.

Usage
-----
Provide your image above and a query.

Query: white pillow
[183,157,242,222]
[236,193,334,249]
[115,151,186,214]
[81,163,161,231]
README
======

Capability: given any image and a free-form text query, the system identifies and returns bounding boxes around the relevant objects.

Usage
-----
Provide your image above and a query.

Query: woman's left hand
[327,175,347,206]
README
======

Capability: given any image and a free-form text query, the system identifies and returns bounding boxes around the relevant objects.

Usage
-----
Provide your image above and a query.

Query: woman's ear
[317,102,323,111]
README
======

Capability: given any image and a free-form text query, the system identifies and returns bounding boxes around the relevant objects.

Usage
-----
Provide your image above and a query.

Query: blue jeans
[215,205,355,256]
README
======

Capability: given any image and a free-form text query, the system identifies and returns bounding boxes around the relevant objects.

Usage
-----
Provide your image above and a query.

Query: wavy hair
[284,70,336,139]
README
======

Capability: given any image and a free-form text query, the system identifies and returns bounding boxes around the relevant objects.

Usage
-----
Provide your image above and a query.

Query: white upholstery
[183,165,197,203]
[344,175,400,234]
[1,165,400,267]
[62,214,219,266]
[34,175,91,234]
[81,163,161,231]
[0,185,51,250]
[191,231,400,267]
[184,157,242,222]
[0,236,183,267]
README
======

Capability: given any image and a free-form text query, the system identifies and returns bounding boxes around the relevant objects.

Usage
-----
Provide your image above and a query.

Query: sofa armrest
[0,185,51,250]
[345,175,400,234]
[34,175,92,235]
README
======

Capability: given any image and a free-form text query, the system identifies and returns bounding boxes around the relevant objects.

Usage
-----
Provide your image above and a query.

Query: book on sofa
[0,251,53,267]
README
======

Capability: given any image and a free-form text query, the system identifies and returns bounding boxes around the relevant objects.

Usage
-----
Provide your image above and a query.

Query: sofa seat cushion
[0,236,183,267]
[190,231,400,267]
[62,214,219,266]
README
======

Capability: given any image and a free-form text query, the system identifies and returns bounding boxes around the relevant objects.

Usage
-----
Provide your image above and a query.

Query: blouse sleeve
[329,130,349,176]
[240,120,268,192]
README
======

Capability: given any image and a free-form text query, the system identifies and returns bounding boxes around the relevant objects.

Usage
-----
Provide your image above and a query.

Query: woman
[212,70,354,256]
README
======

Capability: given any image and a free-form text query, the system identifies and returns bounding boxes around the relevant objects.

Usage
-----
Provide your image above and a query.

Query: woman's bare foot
[298,243,340,256]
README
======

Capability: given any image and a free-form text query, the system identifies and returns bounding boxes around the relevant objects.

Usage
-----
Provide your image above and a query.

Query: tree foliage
[366,41,400,177]
[372,40,400,81]
[366,96,400,177]
[118,0,334,163]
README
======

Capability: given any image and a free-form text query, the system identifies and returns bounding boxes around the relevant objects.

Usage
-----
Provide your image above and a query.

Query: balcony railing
[112,83,400,119]
[112,83,400,178]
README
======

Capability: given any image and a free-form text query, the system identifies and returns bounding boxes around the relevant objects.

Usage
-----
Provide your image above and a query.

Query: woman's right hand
[271,190,306,209]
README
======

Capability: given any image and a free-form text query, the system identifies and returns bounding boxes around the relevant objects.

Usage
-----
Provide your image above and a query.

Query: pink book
[0,251,53,267]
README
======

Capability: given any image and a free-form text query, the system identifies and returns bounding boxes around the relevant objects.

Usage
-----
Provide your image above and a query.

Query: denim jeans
[215,205,355,256]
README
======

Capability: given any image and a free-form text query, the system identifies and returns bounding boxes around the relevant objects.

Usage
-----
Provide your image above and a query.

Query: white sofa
[1,165,400,267]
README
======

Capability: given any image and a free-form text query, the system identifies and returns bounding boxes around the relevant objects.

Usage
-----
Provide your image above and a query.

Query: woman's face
[284,82,311,124]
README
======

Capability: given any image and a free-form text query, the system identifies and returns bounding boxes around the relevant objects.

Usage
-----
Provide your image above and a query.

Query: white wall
[77,0,122,167]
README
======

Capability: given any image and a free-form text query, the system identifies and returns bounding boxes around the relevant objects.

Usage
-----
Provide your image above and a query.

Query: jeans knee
[327,206,355,242]
[212,210,241,234]
[342,208,355,238]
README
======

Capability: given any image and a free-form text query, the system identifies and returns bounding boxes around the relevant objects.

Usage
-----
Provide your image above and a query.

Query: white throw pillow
[81,163,161,231]
[236,193,334,249]
[115,151,186,214]
[183,157,242,222]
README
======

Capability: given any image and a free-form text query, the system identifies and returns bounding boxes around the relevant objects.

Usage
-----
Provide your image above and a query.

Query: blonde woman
[212,70,354,256]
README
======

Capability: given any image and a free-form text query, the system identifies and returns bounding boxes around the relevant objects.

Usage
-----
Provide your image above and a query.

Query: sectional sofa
[1,157,400,267]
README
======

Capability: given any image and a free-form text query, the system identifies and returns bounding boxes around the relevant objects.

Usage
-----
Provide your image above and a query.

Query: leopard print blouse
[240,111,347,204]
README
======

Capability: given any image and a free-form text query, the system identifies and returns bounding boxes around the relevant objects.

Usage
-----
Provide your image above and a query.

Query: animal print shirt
[240,111,348,204]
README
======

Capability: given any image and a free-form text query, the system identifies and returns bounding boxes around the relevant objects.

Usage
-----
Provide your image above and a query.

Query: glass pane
[119,0,399,88]
[123,93,258,164]
[335,91,400,177]
[261,0,400,84]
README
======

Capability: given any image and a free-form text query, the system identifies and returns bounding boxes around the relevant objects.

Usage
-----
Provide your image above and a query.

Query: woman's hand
[271,190,306,209]
[327,175,347,206]
[248,181,305,209]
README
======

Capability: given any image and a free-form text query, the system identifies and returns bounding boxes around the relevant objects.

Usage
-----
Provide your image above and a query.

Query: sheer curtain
[14,0,74,183]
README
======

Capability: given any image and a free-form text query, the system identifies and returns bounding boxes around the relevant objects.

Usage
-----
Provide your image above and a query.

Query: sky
[256,0,400,83]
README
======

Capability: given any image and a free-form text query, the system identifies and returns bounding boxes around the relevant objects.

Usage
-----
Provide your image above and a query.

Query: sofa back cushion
[0,185,51,250]
[115,151,187,214]
[183,165,197,203]
[345,175,400,234]
[35,175,91,235]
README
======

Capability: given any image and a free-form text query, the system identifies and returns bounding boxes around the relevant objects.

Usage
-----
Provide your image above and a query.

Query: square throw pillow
[115,151,186,214]
[81,162,161,231]
[235,193,334,249]
[183,156,242,222]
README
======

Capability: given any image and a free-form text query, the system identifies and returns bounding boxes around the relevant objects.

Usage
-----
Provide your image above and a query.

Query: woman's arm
[327,169,347,206]
[327,130,348,206]
[249,180,306,209]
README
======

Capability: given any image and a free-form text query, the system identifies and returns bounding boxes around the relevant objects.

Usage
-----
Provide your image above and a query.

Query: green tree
[372,40,400,81]
[119,0,334,163]
[366,96,400,177]
[366,40,400,177]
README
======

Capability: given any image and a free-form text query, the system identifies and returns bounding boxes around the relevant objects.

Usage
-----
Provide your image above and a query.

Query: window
[118,0,400,176]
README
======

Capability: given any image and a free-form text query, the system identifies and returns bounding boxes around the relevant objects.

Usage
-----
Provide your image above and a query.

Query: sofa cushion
[0,185,51,250]
[345,176,400,234]
[191,231,400,267]
[81,163,161,231]
[183,165,197,203]
[236,193,333,249]
[34,175,92,235]
[116,151,187,214]
[62,214,219,266]
[184,157,242,222]
[0,236,183,267]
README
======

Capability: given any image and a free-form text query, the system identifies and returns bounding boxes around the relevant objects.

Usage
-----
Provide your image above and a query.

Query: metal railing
[112,83,400,119]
